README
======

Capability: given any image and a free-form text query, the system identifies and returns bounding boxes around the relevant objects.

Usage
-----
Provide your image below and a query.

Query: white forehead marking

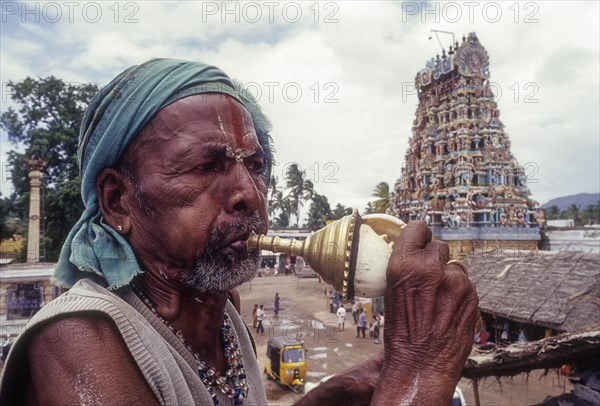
[225,146,254,163]
[215,112,226,134]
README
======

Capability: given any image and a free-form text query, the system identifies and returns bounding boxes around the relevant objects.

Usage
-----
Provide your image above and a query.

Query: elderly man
[0,59,479,405]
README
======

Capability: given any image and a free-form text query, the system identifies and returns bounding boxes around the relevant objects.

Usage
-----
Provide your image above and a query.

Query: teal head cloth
[54,58,273,289]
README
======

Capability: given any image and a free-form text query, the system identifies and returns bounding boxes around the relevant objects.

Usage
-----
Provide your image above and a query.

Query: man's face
[123,94,268,292]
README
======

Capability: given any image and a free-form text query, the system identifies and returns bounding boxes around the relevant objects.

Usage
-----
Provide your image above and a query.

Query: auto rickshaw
[264,338,307,391]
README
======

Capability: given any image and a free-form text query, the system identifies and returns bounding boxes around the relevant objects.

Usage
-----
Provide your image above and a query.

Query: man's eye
[194,162,220,172]
[247,160,264,173]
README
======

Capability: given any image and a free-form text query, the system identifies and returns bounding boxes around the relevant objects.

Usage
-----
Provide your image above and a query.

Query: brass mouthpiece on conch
[247,209,405,301]
[248,211,482,334]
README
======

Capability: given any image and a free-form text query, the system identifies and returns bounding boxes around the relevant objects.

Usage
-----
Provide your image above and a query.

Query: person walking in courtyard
[336,304,347,332]
[256,304,265,336]
[352,301,360,324]
[329,290,336,313]
[252,304,258,329]
[273,293,280,316]
[357,308,367,338]
[373,316,381,344]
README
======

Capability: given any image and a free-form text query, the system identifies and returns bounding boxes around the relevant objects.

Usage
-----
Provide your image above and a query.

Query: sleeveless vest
[0,279,266,405]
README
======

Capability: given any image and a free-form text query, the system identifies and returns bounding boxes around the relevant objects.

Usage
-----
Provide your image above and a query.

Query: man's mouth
[220,232,251,260]
[207,217,264,263]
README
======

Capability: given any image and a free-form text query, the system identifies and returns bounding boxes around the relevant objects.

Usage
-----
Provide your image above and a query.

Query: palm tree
[544,205,560,220]
[267,175,280,220]
[270,189,293,228]
[273,198,292,228]
[305,193,331,231]
[582,202,600,225]
[331,203,352,220]
[285,164,314,227]
[565,203,581,225]
[371,181,393,213]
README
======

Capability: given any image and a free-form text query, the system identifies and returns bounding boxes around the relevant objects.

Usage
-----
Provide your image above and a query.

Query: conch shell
[246,209,405,301]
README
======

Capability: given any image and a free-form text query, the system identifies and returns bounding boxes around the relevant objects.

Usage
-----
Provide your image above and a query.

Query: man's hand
[372,221,480,405]
[294,351,384,406]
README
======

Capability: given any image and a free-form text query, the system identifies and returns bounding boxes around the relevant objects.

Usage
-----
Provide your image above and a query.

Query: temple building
[390,33,542,256]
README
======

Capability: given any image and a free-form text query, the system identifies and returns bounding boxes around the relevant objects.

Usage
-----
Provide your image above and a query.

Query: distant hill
[542,193,600,210]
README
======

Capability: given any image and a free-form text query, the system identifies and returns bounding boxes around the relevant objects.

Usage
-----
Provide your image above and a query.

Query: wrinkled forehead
[132,93,262,156]
[152,93,256,139]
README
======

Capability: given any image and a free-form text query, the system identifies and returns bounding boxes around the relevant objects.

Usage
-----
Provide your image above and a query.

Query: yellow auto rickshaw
[264,338,306,391]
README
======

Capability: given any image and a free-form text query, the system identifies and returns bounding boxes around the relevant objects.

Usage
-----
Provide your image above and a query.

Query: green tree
[267,175,281,221]
[1,77,99,261]
[564,204,581,225]
[285,164,314,227]
[544,205,561,220]
[305,193,331,231]
[267,175,295,228]
[0,193,8,239]
[273,203,291,228]
[330,203,352,220]
[0,192,16,239]
[363,202,375,215]
[271,190,292,228]
[371,181,393,213]
[0,192,25,242]
[581,202,600,225]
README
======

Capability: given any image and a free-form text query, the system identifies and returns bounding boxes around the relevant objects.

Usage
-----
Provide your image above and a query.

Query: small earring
[117,225,123,232]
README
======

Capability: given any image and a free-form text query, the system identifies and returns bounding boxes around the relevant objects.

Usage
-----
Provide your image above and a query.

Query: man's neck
[136,272,229,372]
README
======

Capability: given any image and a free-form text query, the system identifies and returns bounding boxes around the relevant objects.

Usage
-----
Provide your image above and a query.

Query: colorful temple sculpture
[390,33,542,255]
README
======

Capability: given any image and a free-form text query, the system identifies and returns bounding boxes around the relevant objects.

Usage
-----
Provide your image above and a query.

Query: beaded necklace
[131,284,249,405]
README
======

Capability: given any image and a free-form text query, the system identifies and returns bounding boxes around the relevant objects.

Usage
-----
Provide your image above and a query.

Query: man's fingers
[394,221,432,255]
[446,260,469,276]
[422,240,450,268]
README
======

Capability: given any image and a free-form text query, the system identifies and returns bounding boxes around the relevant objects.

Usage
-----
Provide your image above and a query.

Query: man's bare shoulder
[26,314,158,405]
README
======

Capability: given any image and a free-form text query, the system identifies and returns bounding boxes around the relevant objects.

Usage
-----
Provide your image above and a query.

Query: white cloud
[1,0,599,208]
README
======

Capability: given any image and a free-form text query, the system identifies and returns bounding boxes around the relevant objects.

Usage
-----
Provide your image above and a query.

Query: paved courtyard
[238,274,573,405]
[0,273,573,405]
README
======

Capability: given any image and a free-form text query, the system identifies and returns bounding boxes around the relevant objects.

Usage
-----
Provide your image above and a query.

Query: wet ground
[238,274,574,405]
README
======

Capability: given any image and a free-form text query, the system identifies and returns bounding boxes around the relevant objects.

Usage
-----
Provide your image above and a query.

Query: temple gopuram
[390,33,542,256]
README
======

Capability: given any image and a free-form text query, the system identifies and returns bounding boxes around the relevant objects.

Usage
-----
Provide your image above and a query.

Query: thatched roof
[466,250,600,332]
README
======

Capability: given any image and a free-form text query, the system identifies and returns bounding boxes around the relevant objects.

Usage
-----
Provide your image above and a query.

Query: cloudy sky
[1,1,599,212]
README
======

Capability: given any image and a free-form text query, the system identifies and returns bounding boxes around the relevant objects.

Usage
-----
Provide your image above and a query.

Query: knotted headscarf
[54,58,273,289]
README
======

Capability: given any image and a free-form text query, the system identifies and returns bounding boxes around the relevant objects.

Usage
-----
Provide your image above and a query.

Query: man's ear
[97,168,133,234]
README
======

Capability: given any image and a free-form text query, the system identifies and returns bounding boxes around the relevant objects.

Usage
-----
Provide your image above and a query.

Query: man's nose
[225,163,262,214]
